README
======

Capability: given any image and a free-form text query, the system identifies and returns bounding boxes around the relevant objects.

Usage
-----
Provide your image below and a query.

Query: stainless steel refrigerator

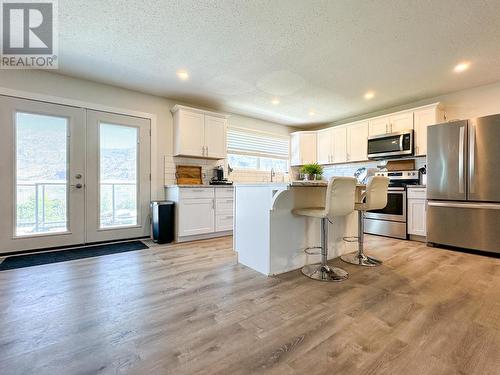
[427,114,500,254]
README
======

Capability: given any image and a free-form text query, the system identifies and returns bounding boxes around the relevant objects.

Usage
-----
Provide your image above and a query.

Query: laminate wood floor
[1,236,499,375]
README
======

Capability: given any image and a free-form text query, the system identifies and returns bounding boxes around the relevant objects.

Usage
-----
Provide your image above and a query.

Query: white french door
[0,96,150,254]
[85,110,150,243]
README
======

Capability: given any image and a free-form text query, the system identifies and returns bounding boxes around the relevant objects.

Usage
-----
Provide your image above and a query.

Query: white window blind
[227,127,289,159]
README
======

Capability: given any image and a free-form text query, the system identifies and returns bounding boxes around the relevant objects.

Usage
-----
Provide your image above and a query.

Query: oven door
[367,131,413,159]
[365,189,406,222]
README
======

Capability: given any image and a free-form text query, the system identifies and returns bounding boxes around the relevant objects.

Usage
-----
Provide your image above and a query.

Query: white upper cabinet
[204,115,227,159]
[316,122,368,164]
[368,116,390,136]
[290,131,317,166]
[172,105,228,159]
[413,104,444,156]
[389,112,414,132]
[174,109,205,157]
[347,121,368,162]
[369,111,413,136]
[316,128,334,164]
[332,126,347,163]
[289,103,442,167]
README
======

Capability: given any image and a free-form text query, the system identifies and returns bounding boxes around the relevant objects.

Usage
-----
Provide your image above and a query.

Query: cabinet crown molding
[171,104,230,119]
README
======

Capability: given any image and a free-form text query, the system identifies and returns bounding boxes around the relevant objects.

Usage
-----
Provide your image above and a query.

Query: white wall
[322,80,500,129]
[0,70,294,199]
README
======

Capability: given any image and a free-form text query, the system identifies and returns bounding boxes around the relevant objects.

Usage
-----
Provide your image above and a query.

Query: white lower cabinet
[407,188,427,237]
[179,198,215,236]
[166,186,233,241]
[215,188,234,232]
[216,214,234,232]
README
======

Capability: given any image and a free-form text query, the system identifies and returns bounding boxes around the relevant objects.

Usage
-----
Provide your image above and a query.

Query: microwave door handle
[399,134,404,151]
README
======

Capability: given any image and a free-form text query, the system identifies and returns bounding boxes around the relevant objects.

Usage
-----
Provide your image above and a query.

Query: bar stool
[292,177,357,282]
[341,176,389,267]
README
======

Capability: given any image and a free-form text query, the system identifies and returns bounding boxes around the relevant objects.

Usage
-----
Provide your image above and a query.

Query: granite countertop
[290,180,366,188]
[290,180,327,187]
[165,184,234,188]
[233,182,289,187]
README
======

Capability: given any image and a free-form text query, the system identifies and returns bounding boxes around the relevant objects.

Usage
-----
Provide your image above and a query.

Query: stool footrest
[343,236,359,243]
[304,246,321,255]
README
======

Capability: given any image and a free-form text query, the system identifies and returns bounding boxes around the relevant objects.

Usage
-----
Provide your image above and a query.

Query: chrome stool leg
[341,211,382,267]
[302,218,349,282]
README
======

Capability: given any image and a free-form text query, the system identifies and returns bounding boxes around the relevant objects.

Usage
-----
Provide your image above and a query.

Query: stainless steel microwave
[367,129,414,159]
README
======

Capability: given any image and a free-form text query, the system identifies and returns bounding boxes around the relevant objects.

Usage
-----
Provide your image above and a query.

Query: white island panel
[234,182,359,276]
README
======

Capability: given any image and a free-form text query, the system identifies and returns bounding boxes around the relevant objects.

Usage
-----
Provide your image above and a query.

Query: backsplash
[291,157,426,180]
[229,169,286,183]
[165,156,425,185]
[164,156,223,185]
[164,156,286,185]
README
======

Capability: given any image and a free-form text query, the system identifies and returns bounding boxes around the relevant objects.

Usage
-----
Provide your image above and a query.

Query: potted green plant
[299,163,323,180]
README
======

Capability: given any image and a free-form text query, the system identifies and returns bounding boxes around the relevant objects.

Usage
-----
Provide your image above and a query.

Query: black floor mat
[0,241,149,271]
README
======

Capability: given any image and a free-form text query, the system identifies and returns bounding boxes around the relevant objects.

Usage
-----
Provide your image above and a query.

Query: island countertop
[165,184,234,188]
[234,180,365,188]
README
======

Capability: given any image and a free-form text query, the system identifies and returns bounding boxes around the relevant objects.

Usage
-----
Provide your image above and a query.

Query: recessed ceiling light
[177,70,189,80]
[364,91,375,100]
[308,110,315,116]
[454,62,471,73]
[271,98,280,105]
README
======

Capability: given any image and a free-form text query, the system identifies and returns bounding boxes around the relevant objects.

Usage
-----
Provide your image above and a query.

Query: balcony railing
[16,181,137,235]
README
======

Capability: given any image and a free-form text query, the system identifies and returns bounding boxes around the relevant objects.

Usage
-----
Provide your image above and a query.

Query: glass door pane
[99,123,138,228]
[16,112,68,236]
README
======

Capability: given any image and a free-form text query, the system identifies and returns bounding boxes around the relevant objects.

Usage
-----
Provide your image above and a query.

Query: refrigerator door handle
[428,201,500,210]
[458,126,465,194]
[469,124,476,194]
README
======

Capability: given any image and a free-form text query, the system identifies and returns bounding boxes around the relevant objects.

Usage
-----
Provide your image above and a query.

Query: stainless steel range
[364,170,419,239]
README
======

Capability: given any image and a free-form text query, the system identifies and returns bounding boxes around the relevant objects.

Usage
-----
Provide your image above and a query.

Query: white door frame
[0,87,158,202]
[0,97,87,252]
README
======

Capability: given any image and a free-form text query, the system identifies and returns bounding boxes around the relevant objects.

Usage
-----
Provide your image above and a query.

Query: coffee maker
[210,166,233,185]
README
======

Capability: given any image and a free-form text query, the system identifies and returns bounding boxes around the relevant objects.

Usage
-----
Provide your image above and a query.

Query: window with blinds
[227,127,290,172]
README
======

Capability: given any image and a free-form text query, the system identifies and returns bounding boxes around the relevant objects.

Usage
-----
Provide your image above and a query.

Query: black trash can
[151,201,175,244]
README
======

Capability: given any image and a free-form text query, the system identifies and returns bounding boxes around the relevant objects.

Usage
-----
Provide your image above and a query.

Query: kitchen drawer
[407,188,426,199]
[215,187,234,199]
[179,187,215,199]
[216,214,233,232]
[216,198,233,214]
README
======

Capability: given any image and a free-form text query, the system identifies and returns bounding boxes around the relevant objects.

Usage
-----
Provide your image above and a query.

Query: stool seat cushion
[292,207,327,218]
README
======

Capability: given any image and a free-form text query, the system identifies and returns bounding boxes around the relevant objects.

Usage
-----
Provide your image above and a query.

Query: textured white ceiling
[58,0,500,126]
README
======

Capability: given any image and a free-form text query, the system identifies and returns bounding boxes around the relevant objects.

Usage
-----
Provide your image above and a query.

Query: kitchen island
[234,181,361,276]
